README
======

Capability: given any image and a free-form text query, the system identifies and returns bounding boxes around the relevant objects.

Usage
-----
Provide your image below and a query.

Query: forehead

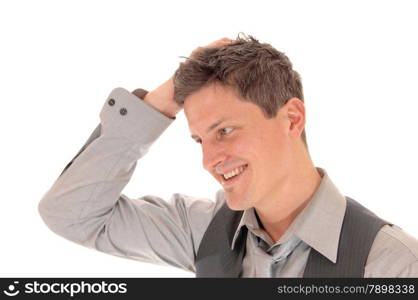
[184,84,236,117]
[184,84,263,130]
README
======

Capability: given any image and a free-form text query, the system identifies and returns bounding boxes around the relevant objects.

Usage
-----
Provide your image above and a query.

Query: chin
[224,193,250,211]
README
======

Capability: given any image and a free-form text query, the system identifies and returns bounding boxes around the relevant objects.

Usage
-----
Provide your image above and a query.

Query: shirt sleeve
[38,87,225,273]
[365,224,418,277]
[396,260,418,277]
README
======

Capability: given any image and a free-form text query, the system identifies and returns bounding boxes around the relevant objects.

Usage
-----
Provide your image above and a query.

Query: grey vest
[195,197,390,277]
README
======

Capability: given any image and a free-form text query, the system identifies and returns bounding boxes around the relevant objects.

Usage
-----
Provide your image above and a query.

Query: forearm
[38,87,173,244]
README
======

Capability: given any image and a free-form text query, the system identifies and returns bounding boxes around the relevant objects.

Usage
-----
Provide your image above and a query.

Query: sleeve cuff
[99,87,174,144]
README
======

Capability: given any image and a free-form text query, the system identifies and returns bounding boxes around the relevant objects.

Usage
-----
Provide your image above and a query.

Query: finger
[190,38,234,58]
[206,37,234,48]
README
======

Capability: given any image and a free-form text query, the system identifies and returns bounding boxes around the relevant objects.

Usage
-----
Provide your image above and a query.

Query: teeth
[223,165,246,180]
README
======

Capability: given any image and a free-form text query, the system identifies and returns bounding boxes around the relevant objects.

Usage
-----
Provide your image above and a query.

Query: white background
[1,0,417,277]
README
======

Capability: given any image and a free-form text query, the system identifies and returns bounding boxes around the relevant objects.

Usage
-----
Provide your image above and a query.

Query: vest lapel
[303,197,390,277]
[195,203,246,277]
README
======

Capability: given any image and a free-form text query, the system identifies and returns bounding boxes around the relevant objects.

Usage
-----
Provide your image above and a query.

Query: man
[38,34,418,277]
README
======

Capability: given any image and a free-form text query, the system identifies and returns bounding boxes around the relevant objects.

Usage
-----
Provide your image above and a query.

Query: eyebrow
[190,118,227,142]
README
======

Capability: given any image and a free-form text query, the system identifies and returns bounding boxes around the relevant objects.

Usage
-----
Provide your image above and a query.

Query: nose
[202,140,226,172]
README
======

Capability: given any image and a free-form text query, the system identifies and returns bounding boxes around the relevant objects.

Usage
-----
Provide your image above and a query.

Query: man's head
[174,34,306,146]
[173,34,310,210]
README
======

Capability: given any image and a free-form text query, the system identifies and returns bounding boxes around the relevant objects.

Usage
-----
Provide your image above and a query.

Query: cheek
[228,129,287,165]
[229,135,263,159]
[250,133,289,176]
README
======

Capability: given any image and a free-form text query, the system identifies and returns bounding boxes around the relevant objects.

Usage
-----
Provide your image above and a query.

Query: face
[184,83,302,211]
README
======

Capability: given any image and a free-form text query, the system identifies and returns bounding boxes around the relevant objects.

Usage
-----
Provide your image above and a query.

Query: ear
[283,98,305,140]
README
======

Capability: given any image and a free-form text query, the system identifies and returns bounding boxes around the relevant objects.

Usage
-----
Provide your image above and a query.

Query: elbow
[38,197,50,226]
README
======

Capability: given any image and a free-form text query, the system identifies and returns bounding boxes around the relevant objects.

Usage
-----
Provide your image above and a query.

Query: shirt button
[108,98,116,106]
[120,108,128,116]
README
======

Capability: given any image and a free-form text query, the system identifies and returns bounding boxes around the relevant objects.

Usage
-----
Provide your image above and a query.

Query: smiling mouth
[220,164,248,186]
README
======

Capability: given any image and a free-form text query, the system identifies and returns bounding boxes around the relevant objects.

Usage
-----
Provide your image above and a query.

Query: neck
[255,162,322,244]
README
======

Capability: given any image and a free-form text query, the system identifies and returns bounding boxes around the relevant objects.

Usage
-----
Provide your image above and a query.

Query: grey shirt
[38,87,418,277]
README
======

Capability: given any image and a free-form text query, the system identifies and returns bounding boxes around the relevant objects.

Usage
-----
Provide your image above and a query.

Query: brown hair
[173,33,307,147]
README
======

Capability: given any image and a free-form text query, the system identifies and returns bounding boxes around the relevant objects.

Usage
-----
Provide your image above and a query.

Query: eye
[219,127,234,136]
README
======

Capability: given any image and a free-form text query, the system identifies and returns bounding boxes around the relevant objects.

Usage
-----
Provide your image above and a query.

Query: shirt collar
[230,167,346,263]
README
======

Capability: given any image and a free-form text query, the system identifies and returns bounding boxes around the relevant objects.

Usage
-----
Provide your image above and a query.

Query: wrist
[139,89,180,119]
